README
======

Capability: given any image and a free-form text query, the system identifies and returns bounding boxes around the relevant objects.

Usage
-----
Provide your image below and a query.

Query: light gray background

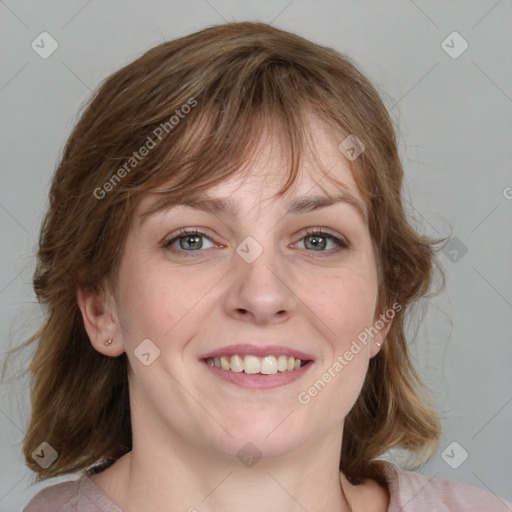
[1,1,511,510]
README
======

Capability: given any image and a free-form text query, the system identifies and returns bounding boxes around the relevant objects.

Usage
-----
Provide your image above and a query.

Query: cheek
[301,273,375,415]
[117,279,165,337]
[303,266,378,343]
[115,253,219,347]
[114,250,175,342]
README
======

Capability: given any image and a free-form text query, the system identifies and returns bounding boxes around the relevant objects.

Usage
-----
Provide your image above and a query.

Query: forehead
[136,114,367,221]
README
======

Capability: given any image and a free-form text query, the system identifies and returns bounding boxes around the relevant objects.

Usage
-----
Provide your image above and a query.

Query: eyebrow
[141,191,367,224]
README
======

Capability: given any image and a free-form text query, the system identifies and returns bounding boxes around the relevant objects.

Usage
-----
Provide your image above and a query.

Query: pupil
[307,236,325,250]
[181,235,202,250]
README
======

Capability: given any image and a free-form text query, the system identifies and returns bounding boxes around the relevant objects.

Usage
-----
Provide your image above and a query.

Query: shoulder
[23,476,81,512]
[377,460,512,511]
[23,472,122,512]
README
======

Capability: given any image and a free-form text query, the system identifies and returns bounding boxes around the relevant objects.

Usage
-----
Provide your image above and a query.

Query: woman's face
[107,119,390,461]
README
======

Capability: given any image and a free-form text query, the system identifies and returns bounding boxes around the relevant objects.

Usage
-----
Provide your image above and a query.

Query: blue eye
[300,229,349,252]
[163,229,215,253]
[162,228,349,256]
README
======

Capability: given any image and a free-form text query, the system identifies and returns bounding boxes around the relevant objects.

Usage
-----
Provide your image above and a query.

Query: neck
[106,434,357,512]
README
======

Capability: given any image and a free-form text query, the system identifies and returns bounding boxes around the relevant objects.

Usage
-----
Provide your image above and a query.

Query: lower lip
[202,360,313,389]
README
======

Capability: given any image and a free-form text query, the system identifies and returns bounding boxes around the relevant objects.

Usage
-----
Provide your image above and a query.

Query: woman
[21,21,510,511]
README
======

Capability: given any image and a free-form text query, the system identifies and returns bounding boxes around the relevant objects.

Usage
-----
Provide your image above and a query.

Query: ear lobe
[77,283,125,357]
[370,301,398,358]
[370,317,393,357]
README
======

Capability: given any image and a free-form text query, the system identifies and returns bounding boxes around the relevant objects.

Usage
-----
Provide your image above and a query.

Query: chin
[200,409,311,461]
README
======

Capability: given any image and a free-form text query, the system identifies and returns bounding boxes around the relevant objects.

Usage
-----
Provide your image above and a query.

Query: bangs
[109,57,368,221]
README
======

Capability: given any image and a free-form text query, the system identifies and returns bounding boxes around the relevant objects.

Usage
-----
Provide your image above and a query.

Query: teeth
[230,355,244,372]
[220,355,230,370]
[244,355,260,374]
[205,355,305,374]
[277,355,288,372]
[261,356,277,375]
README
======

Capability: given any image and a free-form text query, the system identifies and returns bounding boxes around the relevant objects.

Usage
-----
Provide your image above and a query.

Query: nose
[222,240,296,325]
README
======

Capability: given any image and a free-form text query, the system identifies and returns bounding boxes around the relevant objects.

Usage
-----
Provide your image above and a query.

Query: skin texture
[78,118,392,512]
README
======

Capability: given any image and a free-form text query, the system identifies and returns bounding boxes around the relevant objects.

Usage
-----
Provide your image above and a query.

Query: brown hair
[6,21,447,484]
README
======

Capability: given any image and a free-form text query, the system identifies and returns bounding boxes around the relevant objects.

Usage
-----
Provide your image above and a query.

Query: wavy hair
[5,21,447,484]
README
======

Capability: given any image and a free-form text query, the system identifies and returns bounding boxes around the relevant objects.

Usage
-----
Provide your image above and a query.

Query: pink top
[23,460,511,511]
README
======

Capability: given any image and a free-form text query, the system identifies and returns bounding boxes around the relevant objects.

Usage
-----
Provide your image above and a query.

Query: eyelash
[162,228,349,257]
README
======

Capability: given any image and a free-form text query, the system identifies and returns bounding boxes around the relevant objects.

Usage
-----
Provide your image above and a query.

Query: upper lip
[198,344,314,361]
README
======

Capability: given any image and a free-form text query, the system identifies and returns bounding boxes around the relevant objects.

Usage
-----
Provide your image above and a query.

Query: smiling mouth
[203,355,310,375]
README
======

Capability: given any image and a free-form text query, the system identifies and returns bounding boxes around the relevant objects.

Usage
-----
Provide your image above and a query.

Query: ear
[369,299,400,358]
[77,281,125,357]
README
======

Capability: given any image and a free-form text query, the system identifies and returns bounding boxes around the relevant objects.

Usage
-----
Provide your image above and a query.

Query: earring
[105,338,113,346]
[376,341,382,347]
